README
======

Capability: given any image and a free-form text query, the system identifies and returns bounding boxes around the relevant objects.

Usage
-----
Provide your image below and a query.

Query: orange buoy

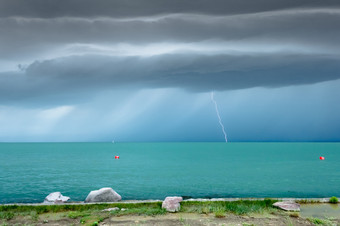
[319,156,325,160]
[115,156,119,159]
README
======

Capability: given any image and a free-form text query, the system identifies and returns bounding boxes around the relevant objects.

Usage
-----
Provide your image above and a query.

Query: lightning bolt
[211,92,228,142]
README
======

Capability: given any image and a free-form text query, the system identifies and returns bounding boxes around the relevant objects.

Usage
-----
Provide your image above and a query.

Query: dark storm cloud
[1,53,340,105]
[0,0,340,142]
[22,54,340,90]
[1,9,340,59]
[1,0,339,18]
[0,0,340,105]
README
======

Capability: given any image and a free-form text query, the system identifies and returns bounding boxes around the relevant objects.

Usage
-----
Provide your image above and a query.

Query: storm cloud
[1,52,340,105]
[0,1,340,141]
[1,0,339,18]
[0,2,340,104]
[1,9,340,59]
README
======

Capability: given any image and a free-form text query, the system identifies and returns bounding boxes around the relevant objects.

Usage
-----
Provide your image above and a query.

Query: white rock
[273,201,300,211]
[85,187,121,203]
[44,192,70,204]
[162,196,183,212]
[101,207,119,212]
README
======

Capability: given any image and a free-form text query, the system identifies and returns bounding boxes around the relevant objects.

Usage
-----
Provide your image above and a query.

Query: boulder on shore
[162,196,183,212]
[85,187,121,203]
[44,192,70,204]
[273,201,300,211]
[101,207,119,212]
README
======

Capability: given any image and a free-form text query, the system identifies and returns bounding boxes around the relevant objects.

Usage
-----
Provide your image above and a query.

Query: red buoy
[319,156,325,160]
[115,156,119,159]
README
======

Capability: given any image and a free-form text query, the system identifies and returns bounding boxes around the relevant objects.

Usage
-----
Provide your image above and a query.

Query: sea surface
[0,142,340,204]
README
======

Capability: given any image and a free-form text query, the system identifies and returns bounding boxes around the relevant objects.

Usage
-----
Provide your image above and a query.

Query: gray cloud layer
[1,53,340,105]
[1,9,340,59]
[1,0,339,18]
[0,1,339,105]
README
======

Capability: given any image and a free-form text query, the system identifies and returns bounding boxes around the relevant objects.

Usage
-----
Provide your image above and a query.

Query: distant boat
[112,140,115,144]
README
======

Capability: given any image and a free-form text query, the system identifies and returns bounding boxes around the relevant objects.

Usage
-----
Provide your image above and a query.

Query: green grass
[110,207,167,216]
[214,208,226,218]
[0,212,14,221]
[307,217,333,225]
[0,212,14,220]
[285,217,294,226]
[68,211,91,219]
[0,199,279,224]
[0,202,163,213]
[298,199,321,204]
[307,217,323,224]
[79,215,105,226]
[181,199,277,216]
[0,202,164,224]
[179,216,191,226]
[30,211,39,222]
[329,197,338,204]
[289,212,299,218]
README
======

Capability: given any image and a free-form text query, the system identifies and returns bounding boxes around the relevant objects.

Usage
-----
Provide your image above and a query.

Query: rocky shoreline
[1,187,335,211]
[1,197,333,206]
[1,194,339,226]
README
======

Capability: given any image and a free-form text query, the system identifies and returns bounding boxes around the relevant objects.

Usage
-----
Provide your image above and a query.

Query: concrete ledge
[182,197,330,203]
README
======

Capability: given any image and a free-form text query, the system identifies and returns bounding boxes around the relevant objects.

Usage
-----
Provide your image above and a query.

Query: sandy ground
[6,212,337,226]
[101,212,331,226]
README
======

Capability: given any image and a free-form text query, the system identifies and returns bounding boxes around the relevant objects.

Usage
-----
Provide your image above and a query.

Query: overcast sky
[0,0,340,142]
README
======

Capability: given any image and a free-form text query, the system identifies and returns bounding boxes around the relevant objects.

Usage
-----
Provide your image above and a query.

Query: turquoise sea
[0,142,340,204]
